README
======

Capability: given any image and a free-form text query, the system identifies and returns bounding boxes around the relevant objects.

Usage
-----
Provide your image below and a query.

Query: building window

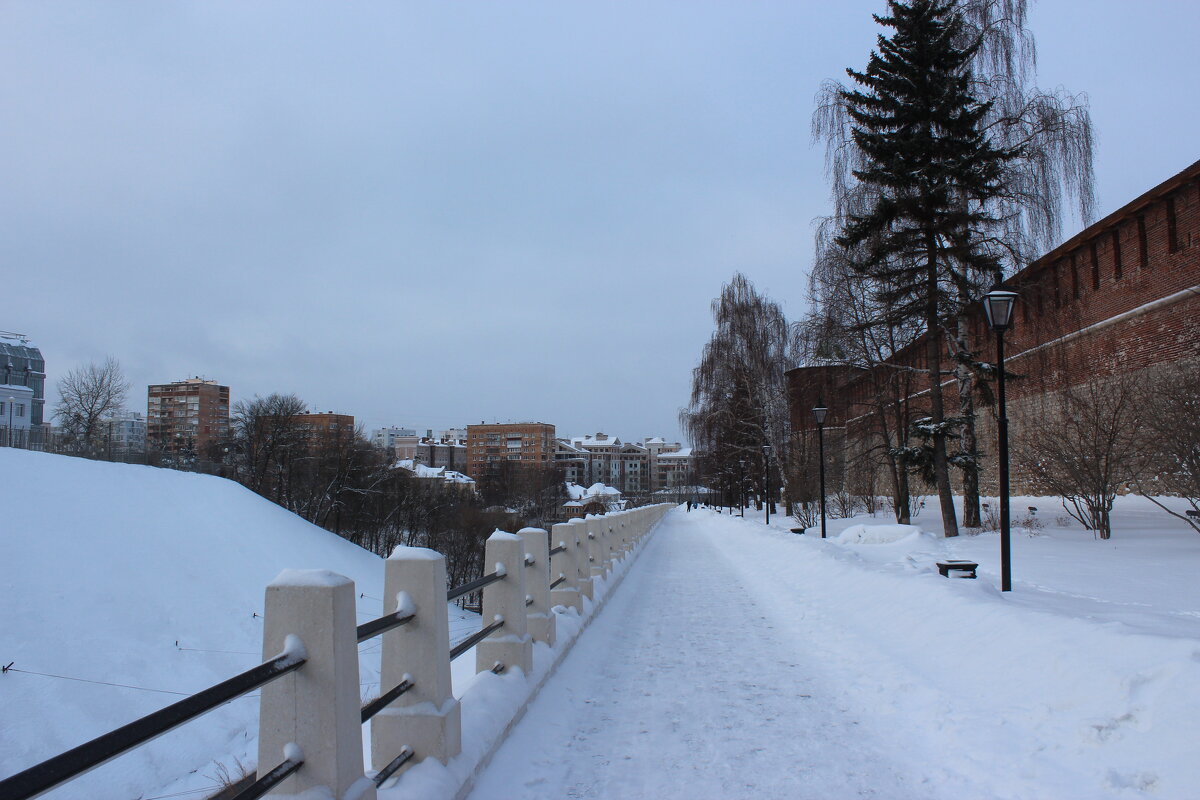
[1136,214,1147,270]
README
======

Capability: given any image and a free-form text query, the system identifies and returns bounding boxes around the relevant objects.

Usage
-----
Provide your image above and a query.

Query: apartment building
[146,378,230,456]
[372,426,416,451]
[107,410,147,454]
[294,412,355,451]
[555,433,690,495]
[466,422,556,478]
[0,332,46,439]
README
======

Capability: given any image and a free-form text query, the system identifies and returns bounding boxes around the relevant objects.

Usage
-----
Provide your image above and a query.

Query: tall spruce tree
[836,0,1016,536]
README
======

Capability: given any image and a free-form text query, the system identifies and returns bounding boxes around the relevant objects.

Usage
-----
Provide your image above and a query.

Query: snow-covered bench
[936,560,978,579]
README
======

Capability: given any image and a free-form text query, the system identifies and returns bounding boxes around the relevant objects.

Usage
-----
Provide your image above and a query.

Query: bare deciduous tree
[54,357,129,448]
[680,273,797,507]
[1014,375,1145,539]
[1135,369,1200,534]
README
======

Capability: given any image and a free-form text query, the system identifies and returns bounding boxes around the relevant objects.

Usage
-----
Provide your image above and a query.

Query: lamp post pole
[813,402,829,539]
[984,287,1018,593]
[996,328,1012,592]
[738,459,745,517]
[6,396,13,448]
[762,444,772,525]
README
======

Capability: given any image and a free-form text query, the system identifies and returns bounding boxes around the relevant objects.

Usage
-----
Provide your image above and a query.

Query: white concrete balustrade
[254,504,672,798]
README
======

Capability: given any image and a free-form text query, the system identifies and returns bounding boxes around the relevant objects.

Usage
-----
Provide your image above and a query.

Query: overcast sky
[3,1,1197,443]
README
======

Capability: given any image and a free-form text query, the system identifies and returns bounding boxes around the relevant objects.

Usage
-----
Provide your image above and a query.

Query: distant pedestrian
[686,500,692,511]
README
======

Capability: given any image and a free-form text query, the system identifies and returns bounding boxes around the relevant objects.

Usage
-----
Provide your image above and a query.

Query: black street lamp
[762,444,772,525]
[738,459,746,517]
[813,402,829,539]
[983,286,1018,592]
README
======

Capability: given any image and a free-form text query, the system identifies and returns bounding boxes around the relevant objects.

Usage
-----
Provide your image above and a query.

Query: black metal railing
[356,610,415,643]
[449,618,505,661]
[0,645,306,800]
[372,747,414,787]
[446,570,504,602]
[549,544,566,556]
[229,755,304,800]
[360,678,414,723]
[354,609,421,784]
[550,575,566,590]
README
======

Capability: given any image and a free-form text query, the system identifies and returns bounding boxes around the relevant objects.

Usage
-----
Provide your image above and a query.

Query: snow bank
[715,499,1200,798]
[834,522,923,544]
[0,449,394,799]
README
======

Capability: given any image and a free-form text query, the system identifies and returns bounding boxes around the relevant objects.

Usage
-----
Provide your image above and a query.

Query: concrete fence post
[587,515,606,583]
[572,518,595,602]
[258,570,374,800]
[372,546,462,774]
[618,514,631,554]
[602,517,617,574]
[477,530,533,676]
[549,521,583,613]
[519,527,556,647]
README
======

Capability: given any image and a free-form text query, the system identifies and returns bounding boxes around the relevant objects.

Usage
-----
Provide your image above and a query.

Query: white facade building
[1,384,34,446]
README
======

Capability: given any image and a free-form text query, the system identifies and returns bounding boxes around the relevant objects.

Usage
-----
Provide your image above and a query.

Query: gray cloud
[2,1,1196,441]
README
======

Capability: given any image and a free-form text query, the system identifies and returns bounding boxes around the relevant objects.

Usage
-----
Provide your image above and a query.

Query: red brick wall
[789,159,1200,491]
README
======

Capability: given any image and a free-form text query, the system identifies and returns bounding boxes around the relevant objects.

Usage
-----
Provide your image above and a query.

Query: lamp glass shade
[812,405,829,425]
[983,289,1019,331]
[762,444,772,455]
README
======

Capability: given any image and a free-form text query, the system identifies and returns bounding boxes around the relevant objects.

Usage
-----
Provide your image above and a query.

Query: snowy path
[466,510,947,800]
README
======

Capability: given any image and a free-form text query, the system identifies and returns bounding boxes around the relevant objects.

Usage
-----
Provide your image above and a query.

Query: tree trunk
[926,257,959,537]
[955,312,982,528]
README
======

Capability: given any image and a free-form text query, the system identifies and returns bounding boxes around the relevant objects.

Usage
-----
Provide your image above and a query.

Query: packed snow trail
[465,509,954,800]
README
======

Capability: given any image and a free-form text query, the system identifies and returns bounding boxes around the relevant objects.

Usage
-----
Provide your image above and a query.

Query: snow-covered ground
[5,445,1199,799]
[465,501,1200,799]
[0,449,479,800]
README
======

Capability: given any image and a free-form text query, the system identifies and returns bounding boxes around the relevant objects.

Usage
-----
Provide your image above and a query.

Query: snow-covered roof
[393,460,474,484]
[565,481,622,500]
[570,434,621,448]
[657,448,693,459]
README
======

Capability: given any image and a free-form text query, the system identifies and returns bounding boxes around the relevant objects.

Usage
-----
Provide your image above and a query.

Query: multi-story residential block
[372,426,416,451]
[655,447,695,491]
[106,410,147,454]
[412,439,468,472]
[466,422,556,478]
[0,332,46,442]
[147,378,230,457]
[555,433,689,495]
[294,412,355,451]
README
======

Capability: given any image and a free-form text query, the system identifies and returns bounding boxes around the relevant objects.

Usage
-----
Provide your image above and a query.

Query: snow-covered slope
[0,449,393,799]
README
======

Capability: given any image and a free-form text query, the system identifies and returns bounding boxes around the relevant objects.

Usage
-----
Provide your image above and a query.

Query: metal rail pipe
[0,644,306,800]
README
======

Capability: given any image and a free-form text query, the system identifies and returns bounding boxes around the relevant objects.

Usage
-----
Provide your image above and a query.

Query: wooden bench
[936,560,978,579]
